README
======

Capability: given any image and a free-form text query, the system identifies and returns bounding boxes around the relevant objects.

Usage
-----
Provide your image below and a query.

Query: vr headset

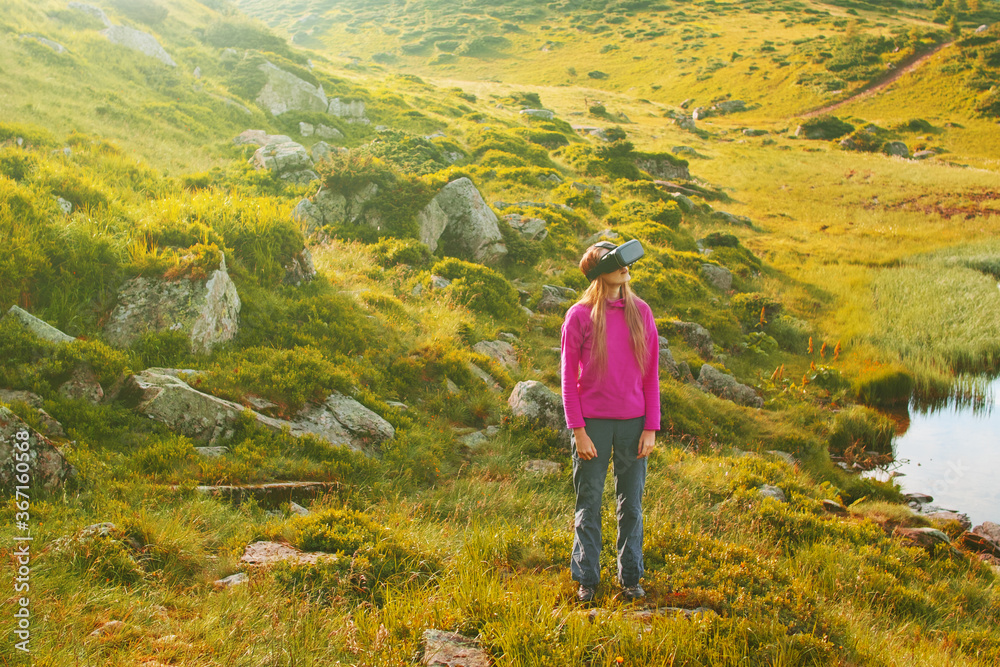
[585,239,644,282]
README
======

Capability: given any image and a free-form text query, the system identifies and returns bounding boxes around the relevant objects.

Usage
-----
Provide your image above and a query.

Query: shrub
[430,258,520,320]
[703,232,740,248]
[731,293,782,330]
[605,200,682,229]
[371,238,431,267]
[797,115,854,140]
[0,147,39,182]
[828,405,895,455]
[361,129,453,175]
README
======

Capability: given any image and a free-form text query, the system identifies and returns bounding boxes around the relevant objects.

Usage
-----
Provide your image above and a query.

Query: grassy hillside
[2,0,1000,665]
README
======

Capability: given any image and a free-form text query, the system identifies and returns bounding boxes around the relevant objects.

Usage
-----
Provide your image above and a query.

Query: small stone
[288,502,310,517]
[195,446,229,458]
[894,526,952,553]
[386,401,409,410]
[213,572,248,588]
[430,275,452,290]
[758,485,787,503]
[446,378,461,394]
[90,620,125,637]
[523,459,560,475]
[765,450,797,467]
[821,499,848,515]
[459,431,488,448]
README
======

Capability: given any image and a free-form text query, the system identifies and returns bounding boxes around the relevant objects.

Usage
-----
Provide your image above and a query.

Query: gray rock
[0,406,74,490]
[502,214,548,241]
[288,502,310,517]
[894,526,952,553]
[524,459,561,475]
[472,341,519,371]
[251,141,314,178]
[58,365,104,404]
[446,378,461,395]
[430,275,452,290]
[3,306,75,344]
[671,320,714,360]
[710,211,752,226]
[386,401,409,411]
[21,34,67,53]
[584,229,622,246]
[195,446,229,458]
[634,156,690,181]
[700,264,732,291]
[658,337,679,379]
[925,511,971,531]
[328,98,368,123]
[292,183,378,233]
[669,193,697,213]
[537,285,577,314]
[283,247,316,286]
[315,124,344,140]
[290,391,395,451]
[912,150,936,160]
[0,391,65,440]
[459,431,488,448]
[677,116,697,131]
[213,572,247,588]
[884,141,909,158]
[56,197,73,214]
[467,362,501,392]
[256,62,328,116]
[822,499,848,515]
[715,100,746,114]
[766,450,797,467]
[973,522,1000,544]
[299,122,314,137]
[519,109,555,120]
[417,178,507,264]
[759,484,787,502]
[0,390,43,409]
[422,629,490,667]
[975,24,988,33]
[698,365,763,408]
[193,66,201,79]
[904,493,934,506]
[676,360,696,384]
[508,381,569,447]
[103,254,240,355]
[570,181,602,203]
[101,24,176,67]
[68,3,111,27]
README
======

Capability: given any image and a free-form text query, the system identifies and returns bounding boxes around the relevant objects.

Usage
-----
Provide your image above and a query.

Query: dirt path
[802,41,954,118]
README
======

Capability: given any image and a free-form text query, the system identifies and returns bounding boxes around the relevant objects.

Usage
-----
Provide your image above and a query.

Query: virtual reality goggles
[585,239,645,282]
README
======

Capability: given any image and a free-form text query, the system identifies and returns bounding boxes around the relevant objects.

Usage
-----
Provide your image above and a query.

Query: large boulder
[250,141,317,185]
[101,25,176,67]
[103,254,240,356]
[700,264,732,291]
[634,156,690,181]
[3,306,75,344]
[472,341,519,371]
[328,98,369,124]
[292,183,379,233]
[884,142,909,158]
[417,178,507,264]
[290,391,395,451]
[508,381,569,447]
[537,285,577,313]
[256,62,328,116]
[698,365,763,408]
[421,630,490,667]
[0,406,74,490]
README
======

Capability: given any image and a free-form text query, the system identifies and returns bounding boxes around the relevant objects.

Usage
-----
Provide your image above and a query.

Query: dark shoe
[621,584,645,600]
[576,585,597,604]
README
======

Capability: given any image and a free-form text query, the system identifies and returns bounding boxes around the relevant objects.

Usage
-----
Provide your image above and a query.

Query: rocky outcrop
[0,406,74,490]
[292,183,379,233]
[328,98,369,124]
[58,365,104,404]
[502,214,548,241]
[256,62,328,116]
[635,156,690,181]
[290,391,395,451]
[537,285,577,313]
[250,141,317,185]
[417,178,507,264]
[508,381,569,447]
[69,3,111,27]
[101,25,176,67]
[3,306,75,344]
[700,264,732,291]
[670,320,714,360]
[103,255,240,356]
[472,341,519,371]
[698,365,763,408]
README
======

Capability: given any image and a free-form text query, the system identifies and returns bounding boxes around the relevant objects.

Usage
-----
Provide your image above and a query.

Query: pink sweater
[560,297,660,431]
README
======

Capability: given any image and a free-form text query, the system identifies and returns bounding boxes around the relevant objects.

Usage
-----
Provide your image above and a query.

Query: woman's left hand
[637,429,656,459]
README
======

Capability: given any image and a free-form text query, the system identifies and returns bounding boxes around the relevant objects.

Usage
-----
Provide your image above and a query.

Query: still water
[882,376,1000,527]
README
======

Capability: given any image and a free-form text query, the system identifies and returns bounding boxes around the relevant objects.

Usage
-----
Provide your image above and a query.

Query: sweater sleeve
[642,306,661,431]
[560,307,587,429]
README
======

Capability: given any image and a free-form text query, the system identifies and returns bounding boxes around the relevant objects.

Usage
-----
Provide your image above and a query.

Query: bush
[731,293,782,330]
[431,258,520,320]
[371,238,431,267]
[797,115,854,140]
[605,200,682,229]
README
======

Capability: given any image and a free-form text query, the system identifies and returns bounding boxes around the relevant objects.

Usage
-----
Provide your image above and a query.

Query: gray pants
[570,416,647,588]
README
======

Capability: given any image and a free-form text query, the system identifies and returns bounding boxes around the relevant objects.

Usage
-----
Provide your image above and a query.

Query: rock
[213,572,247,588]
[58,365,104,403]
[315,124,344,140]
[288,502,310,517]
[299,122,314,137]
[904,493,934,507]
[472,341,519,371]
[710,211,751,226]
[959,532,1000,558]
[328,98,369,123]
[973,522,1000,544]
[20,34,67,53]
[310,141,334,162]
[250,141,316,183]
[90,620,126,637]
[570,181,602,203]
[758,485,787,502]
[283,247,316,286]
[822,499,848,515]
[691,108,707,121]
[912,150,936,160]
[0,406,74,490]
[584,229,622,246]
[467,363,501,392]
[894,526,952,553]
[421,629,490,667]
[883,142,909,158]
[677,116,697,131]
[459,431,488,448]
[507,381,569,447]
[634,156,690,180]
[101,25,176,67]
[68,3,111,27]
[524,459,561,475]
[3,306,75,344]
[193,66,201,79]
[502,214,548,241]
[0,391,65,439]
[0,390,43,408]
[698,365,763,408]
[676,361,696,384]
[290,391,395,451]
[766,450,797,467]
[742,129,768,137]
[537,285,577,313]
[715,100,746,114]
[519,109,555,120]
[658,338,679,379]
[975,24,988,33]
[671,320,714,360]
[925,511,971,531]
[700,264,732,291]
[57,197,73,214]
[194,446,229,458]
[103,254,240,355]
[417,178,507,264]
[668,193,697,213]
[430,275,452,290]
[240,541,334,567]
[293,183,378,233]
[386,401,409,411]
[256,62,328,116]
[446,378,461,395]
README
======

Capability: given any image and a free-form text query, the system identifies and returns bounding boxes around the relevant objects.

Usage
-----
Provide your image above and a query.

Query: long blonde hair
[577,244,650,378]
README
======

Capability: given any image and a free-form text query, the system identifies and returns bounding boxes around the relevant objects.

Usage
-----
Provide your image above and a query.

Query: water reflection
[883,376,1000,527]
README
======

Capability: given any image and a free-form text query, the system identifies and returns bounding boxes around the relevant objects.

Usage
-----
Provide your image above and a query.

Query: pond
[877,377,1000,528]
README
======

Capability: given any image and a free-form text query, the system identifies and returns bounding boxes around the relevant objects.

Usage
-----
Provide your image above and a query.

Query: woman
[560,241,660,604]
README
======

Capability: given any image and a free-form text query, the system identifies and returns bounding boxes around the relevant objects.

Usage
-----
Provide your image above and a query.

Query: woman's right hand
[574,427,598,460]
